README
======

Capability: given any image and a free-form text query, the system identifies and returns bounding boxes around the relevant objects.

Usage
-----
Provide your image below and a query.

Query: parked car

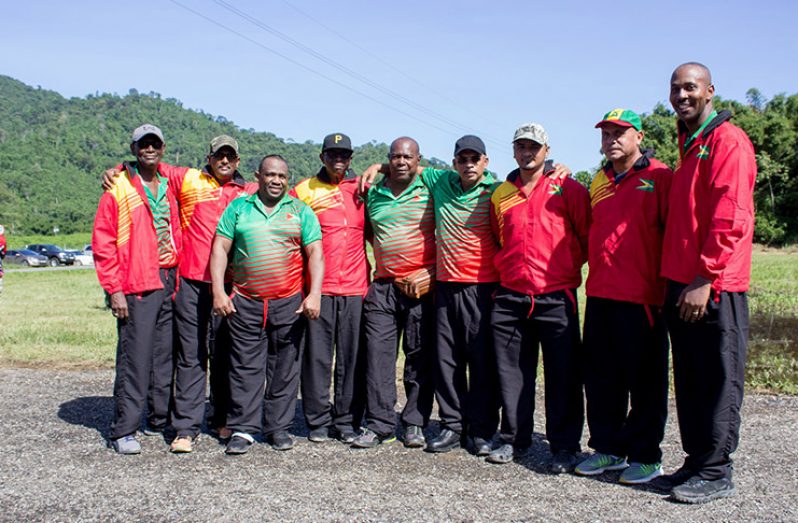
[5,249,49,267]
[26,244,76,267]
[67,250,94,266]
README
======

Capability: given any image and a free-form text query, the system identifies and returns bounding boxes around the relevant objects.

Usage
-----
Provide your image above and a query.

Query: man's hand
[212,292,237,318]
[102,168,122,191]
[296,292,321,319]
[110,291,128,320]
[358,163,384,193]
[546,163,572,181]
[395,268,433,299]
[676,276,713,322]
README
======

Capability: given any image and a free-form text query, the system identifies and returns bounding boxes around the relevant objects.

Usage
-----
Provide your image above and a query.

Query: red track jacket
[93,162,182,295]
[661,111,757,293]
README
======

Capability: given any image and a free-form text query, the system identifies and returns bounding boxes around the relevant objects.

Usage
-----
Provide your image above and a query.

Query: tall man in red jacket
[93,124,182,454]
[657,63,757,504]
[489,123,590,471]
[290,133,369,444]
[574,109,672,485]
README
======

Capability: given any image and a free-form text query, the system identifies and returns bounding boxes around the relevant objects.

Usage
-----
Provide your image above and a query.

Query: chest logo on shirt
[548,184,563,196]
[636,179,655,192]
[696,145,710,160]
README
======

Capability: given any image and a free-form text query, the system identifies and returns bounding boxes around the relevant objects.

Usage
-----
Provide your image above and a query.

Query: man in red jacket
[574,109,672,485]
[489,123,590,471]
[93,124,182,454]
[656,62,757,503]
[290,133,369,444]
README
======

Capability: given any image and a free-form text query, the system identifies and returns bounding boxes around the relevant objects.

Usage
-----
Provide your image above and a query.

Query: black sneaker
[308,427,330,443]
[472,437,494,457]
[404,425,426,448]
[671,476,736,504]
[142,424,164,437]
[225,434,253,455]
[551,450,578,474]
[651,466,694,493]
[351,428,397,449]
[333,428,358,444]
[266,431,295,451]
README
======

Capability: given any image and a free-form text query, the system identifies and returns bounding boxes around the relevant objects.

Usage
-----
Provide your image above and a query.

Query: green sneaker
[620,462,663,484]
[575,453,628,476]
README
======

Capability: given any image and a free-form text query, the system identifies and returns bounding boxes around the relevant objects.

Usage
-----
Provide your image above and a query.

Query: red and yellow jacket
[158,164,257,282]
[290,168,369,296]
[490,166,590,297]
[93,162,182,295]
[661,111,757,293]
[587,152,672,305]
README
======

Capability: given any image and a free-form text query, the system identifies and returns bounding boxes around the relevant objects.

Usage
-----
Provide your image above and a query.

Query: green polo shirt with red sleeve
[420,167,501,283]
[366,174,436,280]
[216,193,322,300]
[141,171,178,268]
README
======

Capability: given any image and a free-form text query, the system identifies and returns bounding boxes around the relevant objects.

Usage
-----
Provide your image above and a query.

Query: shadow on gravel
[58,396,114,436]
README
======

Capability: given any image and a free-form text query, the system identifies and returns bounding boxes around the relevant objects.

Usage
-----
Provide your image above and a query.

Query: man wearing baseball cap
[489,122,590,471]
[102,134,258,453]
[93,124,182,454]
[289,133,369,444]
[574,109,672,485]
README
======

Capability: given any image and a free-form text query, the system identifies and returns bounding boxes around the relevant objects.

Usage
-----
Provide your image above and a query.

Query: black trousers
[362,279,435,436]
[226,292,304,436]
[491,286,584,452]
[583,297,669,463]
[172,278,232,437]
[434,282,499,439]
[665,280,749,480]
[301,295,365,433]
[110,267,176,439]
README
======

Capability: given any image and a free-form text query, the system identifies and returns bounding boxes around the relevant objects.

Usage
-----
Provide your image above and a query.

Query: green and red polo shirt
[141,173,178,268]
[420,167,500,283]
[366,174,435,280]
[216,193,322,301]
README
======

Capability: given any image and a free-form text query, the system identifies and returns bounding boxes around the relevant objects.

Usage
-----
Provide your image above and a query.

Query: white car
[68,250,94,266]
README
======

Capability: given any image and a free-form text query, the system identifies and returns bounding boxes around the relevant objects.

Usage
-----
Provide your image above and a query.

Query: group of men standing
[92,62,756,504]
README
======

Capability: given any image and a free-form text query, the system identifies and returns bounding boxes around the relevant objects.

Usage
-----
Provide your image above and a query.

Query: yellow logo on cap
[335,135,343,144]
[607,109,624,121]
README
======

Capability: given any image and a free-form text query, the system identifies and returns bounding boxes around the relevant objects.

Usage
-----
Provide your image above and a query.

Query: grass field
[1,249,796,393]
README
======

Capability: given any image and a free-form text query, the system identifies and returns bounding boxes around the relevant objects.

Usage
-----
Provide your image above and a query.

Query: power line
[213,0,510,153]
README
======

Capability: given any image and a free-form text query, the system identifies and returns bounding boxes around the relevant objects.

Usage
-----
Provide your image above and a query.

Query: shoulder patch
[696,145,710,160]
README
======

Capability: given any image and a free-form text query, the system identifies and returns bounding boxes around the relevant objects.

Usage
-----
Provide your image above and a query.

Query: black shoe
[651,466,694,493]
[332,428,358,444]
[404,425,426,448]
[225,434,253,455]
[266,431,294,451]
[308,427,330,443]
[671,476,736,504]
[142,424,164,437]
[472,437,493,457]
[426,429,461,453]
[551,450,578,474]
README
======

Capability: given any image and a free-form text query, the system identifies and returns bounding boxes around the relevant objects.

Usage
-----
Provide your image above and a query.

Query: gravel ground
[0,368,796,522]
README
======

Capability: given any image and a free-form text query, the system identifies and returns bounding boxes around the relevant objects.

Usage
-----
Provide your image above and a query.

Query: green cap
[595,108,642,131]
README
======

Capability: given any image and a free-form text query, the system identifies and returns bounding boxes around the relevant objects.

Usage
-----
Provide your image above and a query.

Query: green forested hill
[0,75,444,235]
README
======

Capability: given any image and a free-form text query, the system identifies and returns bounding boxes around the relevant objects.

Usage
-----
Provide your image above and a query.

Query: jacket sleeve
[567,181,592,265]
[92,192,122,294]
[698,137,757,283]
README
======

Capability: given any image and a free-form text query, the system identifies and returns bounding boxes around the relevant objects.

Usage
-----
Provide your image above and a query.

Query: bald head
[390,136,420,156]
[672,62,712,85]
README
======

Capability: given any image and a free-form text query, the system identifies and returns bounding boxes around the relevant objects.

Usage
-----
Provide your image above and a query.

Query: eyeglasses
[212,151,239,161]
[456,154,482,164]
[324,150,352,160]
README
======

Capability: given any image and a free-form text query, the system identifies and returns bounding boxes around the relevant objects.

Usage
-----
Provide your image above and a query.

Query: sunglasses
[212,150,239,161]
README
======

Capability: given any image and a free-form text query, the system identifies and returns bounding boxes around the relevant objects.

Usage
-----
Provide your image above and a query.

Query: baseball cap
[512,123,549,145]
[595,108,643,131]
[130,124,164,144]
[453,135,486,156]
[209,135,239,155]
[322,133,353,152]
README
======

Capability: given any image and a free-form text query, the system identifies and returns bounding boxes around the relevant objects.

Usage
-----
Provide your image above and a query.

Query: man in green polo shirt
[352,137,436,449]
[210,154,324,455]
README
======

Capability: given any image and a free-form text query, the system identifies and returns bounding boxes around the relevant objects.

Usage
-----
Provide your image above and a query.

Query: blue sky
[3,0,796,177]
